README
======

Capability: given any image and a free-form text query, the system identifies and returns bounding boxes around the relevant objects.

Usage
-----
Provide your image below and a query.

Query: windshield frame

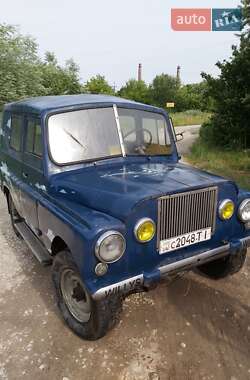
[46,104,173,167]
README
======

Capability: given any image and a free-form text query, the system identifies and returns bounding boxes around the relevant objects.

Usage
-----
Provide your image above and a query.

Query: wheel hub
[60,269,91,323]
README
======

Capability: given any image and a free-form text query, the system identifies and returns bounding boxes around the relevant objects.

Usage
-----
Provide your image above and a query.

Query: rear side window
[26,119,43,157]
[10,115,23,151]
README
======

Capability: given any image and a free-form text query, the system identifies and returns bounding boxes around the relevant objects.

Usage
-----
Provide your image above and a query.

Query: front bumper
[92,237,250,300]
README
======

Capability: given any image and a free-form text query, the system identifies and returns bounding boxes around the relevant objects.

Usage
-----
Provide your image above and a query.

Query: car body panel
[50,160,234,221]
[0,95,250,299]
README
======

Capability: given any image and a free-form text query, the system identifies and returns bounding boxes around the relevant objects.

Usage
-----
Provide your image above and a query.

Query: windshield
[48,107,172,165]
[48,108,122,164]
[118,108,172,156]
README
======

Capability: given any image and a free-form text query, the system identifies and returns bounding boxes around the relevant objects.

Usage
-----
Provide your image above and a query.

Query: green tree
[242,0,250,38]
[150,74,180,109]
[0,24,83,107]
[0,24,45,107]
[118,79,151,104]
[176,82,212,112]
[200,1,250,148]
[84,75,114,95]
[40,51,82,95]
[44,51,57,65]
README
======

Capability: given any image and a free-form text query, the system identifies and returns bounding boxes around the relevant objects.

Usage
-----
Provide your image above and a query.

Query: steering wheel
[123,128,153,147]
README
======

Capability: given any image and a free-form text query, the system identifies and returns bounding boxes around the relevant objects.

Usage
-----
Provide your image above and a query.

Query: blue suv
[0,95,249,340]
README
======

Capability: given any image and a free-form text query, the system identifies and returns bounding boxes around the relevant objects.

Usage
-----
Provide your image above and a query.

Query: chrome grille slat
[190,193,195,232]
[157,187,218,248]
[204,191,208,228]
[169,196,173,238]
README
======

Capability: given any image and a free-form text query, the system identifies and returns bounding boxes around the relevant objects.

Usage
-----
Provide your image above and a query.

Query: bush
[188,138,250,190]
[200,1,250,149]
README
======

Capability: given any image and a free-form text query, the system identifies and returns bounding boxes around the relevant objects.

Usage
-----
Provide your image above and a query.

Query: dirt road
[175,125,201,156]
[0,130,250,380]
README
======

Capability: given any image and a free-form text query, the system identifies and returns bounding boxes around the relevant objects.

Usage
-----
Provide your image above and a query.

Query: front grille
[157,187,218,247]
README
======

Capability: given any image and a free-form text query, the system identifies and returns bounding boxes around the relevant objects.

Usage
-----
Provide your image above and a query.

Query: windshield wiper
[64,129,84,148]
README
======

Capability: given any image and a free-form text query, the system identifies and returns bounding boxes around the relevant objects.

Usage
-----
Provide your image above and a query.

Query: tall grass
[170,110,211,127]
[187,139,250,190]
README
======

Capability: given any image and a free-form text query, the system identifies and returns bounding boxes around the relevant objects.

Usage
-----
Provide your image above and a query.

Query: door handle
[22,172,28,179]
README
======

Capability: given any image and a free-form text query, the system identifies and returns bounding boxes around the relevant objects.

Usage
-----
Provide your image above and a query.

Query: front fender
[37,194,125,289]
[237,188,250,204]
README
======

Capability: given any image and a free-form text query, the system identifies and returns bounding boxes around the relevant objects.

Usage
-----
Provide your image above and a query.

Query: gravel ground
[175,125,201,156]
[0,130,250,380]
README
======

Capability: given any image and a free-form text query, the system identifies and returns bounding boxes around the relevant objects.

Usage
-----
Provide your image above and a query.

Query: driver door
[20,116,44,235]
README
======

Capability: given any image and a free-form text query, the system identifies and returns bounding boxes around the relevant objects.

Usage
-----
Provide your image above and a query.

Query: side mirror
[169,117,184,143]
[176,132,184,142]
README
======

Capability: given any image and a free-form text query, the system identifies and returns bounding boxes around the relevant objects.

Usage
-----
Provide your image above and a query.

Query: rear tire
[197,248,247,279]
[52,250,122,340]
[9,195,23,239]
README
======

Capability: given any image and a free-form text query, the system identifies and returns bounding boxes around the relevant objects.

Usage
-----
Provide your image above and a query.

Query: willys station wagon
[0,95,250,340]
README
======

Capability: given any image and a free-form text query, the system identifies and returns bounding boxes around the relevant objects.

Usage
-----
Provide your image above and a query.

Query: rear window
[10,115,23,151]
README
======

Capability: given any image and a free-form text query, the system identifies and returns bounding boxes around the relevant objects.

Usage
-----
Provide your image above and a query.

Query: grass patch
[187,139,250,190]
[170,110,211,127]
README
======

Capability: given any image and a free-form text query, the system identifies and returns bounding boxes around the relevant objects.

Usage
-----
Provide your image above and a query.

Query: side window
[10,115,23,151]
[25,119,43,157]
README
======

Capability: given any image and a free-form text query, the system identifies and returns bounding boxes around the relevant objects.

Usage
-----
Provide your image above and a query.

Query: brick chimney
[138,63,142,81]
[177,65,181,82]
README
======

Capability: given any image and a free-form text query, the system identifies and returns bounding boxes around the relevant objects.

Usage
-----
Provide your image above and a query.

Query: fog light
[219,199,234,220]
[134,218,156,243]
[95,262,108,277]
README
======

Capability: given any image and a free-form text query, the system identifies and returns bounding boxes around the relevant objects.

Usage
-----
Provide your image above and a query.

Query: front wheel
[197,248,247,280]
[52,251,122,340]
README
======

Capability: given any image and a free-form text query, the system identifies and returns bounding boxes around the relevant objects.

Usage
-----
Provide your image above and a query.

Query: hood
[50,161,231,221]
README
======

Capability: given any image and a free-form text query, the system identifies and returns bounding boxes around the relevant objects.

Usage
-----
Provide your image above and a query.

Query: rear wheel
[52,250,122,340]
[9,195,23,239]
[197,248,247,279]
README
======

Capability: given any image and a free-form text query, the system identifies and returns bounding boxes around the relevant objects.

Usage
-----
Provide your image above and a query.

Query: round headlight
[134,218,156,243]
[95,231,126,263]
[219,199,235,220]
[238,199,250,222]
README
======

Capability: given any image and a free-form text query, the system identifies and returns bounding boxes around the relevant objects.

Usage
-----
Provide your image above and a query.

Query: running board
[15,222,52,266]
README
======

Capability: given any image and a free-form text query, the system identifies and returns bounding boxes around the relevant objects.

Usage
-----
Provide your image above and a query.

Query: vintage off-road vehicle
[0,95,249,340]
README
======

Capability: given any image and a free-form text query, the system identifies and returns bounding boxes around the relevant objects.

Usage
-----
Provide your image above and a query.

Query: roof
[4,94,161,115]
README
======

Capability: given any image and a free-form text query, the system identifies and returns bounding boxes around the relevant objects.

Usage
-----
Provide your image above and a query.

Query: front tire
[197,248,247,279]
[52,250,122,340]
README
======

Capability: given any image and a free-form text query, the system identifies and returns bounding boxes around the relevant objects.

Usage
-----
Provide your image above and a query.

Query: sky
[1,0,241,89]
